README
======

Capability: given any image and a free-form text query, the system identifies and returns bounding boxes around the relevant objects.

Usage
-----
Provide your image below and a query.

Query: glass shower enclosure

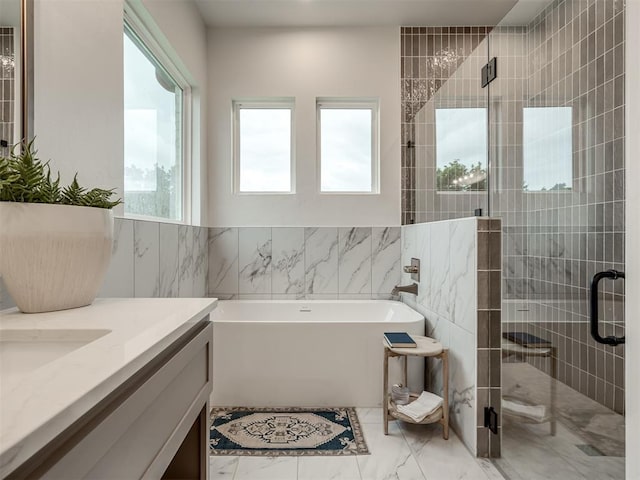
[401,0,626,477]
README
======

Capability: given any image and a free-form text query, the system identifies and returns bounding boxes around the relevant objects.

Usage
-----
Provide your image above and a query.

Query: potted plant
[0,140,122,313]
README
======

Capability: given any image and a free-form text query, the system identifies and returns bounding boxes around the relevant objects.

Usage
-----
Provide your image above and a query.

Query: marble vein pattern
[233,456,298,480]
[371,227,401,295]
[209,456,238,480]
[272,228,305,295]
[298,456,361,480]
[449,218,476,333]
[134,220,159,298]
[338,227,372,294]
[208,228,239,296]
[178,225,195,297]
[401,224,417,282]
[304,227,339,294]
[400,218,480,456]
[449,323,476,453]
[429,221,450,317]
[400,421,490,480]
[356,422,425,480]
[158,223,179,297]
[238,228,272,295]
[414,223,431,307]
[100,218,134,298]
[193,227,208,297]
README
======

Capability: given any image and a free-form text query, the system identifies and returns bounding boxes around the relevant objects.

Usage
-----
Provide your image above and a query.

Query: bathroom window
[523,107,573,191]
[435,108,487,191]
[317,98,379,193]
[233,99,294,193]
[123,16,190,221]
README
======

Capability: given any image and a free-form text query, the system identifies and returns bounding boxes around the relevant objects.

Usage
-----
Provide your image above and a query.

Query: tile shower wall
[400,27,492,224]
[492,0,626,414]
[400,217,502,457]
[0,27,15,155]
[208,227,401,299]
[402,0,626,414]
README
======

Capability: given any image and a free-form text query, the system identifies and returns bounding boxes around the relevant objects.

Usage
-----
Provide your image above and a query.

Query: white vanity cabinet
[0,299,217,480]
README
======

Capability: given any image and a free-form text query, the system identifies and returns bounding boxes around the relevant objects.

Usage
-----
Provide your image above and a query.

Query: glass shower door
[488,1,626,478]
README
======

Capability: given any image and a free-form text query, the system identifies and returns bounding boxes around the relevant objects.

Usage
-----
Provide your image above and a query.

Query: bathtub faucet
[391,283,418,295]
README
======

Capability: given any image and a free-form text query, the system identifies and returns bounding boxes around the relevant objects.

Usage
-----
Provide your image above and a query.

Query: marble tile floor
[210,408,504,480]
[495,419,625,480]
[502,362,625,456]
[495,363,625,480]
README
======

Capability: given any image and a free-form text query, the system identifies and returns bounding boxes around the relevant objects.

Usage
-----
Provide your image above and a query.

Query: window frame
[232,99,296,195]
[123,4,192,224]
[316,98,380,194]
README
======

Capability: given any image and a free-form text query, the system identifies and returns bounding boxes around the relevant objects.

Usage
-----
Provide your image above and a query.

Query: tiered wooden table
[383,335,449,439]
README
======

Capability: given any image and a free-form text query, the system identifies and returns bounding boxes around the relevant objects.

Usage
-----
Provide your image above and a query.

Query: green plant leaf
[0,139,122,209]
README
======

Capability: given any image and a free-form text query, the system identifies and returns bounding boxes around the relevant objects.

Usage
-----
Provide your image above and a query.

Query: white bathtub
[210,300,425,407]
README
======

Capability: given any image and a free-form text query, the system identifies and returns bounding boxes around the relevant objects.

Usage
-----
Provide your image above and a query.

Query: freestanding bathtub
[210,300,425,407]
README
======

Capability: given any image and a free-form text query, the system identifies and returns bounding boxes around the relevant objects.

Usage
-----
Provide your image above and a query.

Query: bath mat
[209,407,369,456]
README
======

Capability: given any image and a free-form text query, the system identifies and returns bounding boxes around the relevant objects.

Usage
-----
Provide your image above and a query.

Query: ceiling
[194,0,528,28]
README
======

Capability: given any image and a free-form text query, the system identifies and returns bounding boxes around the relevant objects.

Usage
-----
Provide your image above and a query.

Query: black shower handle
[590,270,625,346]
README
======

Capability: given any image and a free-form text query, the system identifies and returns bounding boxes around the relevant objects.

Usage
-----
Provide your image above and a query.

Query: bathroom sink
[0,329,110,383]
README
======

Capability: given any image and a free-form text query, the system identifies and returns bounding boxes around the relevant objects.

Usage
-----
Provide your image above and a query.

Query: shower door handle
[590,270,625,346]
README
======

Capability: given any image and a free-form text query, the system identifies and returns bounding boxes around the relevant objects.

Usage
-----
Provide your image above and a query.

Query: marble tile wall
[100,217,208,299]
[400,216,502,457]
[208,227,402,299]
[0,217,208,310]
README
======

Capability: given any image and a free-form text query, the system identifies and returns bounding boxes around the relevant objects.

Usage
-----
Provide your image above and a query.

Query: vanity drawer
[38,321,212,480]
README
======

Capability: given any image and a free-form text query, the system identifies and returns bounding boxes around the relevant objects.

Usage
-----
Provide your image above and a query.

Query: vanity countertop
[0,297,217,478]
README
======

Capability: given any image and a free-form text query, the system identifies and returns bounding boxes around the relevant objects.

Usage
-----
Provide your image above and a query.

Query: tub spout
[391,283,418,295]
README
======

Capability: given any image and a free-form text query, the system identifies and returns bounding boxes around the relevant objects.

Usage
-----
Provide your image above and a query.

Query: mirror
[0,0,33,151]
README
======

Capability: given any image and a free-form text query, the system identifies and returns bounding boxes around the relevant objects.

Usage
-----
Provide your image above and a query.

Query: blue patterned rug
[210,407,369,456]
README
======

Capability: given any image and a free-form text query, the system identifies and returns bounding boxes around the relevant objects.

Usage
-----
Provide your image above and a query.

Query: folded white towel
[396,391,443,422]
[502,399,547,422]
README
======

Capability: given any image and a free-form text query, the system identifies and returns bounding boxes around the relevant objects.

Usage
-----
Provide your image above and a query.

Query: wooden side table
[383,335,449,439]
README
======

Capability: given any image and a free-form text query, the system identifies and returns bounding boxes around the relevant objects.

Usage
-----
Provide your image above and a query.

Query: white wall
[625,0,639,478]
[33,0,208,224]
[207,26,401,227]
[34,0,124,214]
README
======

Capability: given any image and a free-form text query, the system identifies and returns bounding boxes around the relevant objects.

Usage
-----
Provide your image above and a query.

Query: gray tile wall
[1,27,15,154]
[476,218,503,457]
[208,227,402,299]
[402,0,625,415]
[400,27,492,225]
[493,0,625,414]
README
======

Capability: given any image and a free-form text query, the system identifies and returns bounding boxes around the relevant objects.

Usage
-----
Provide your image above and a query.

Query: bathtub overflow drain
[299,307,312,312]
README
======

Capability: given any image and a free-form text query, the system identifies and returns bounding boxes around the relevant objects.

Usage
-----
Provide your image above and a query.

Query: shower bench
[502,337,557,435]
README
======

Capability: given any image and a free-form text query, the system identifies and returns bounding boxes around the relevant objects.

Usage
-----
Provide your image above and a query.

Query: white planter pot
[0,202,114,313]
